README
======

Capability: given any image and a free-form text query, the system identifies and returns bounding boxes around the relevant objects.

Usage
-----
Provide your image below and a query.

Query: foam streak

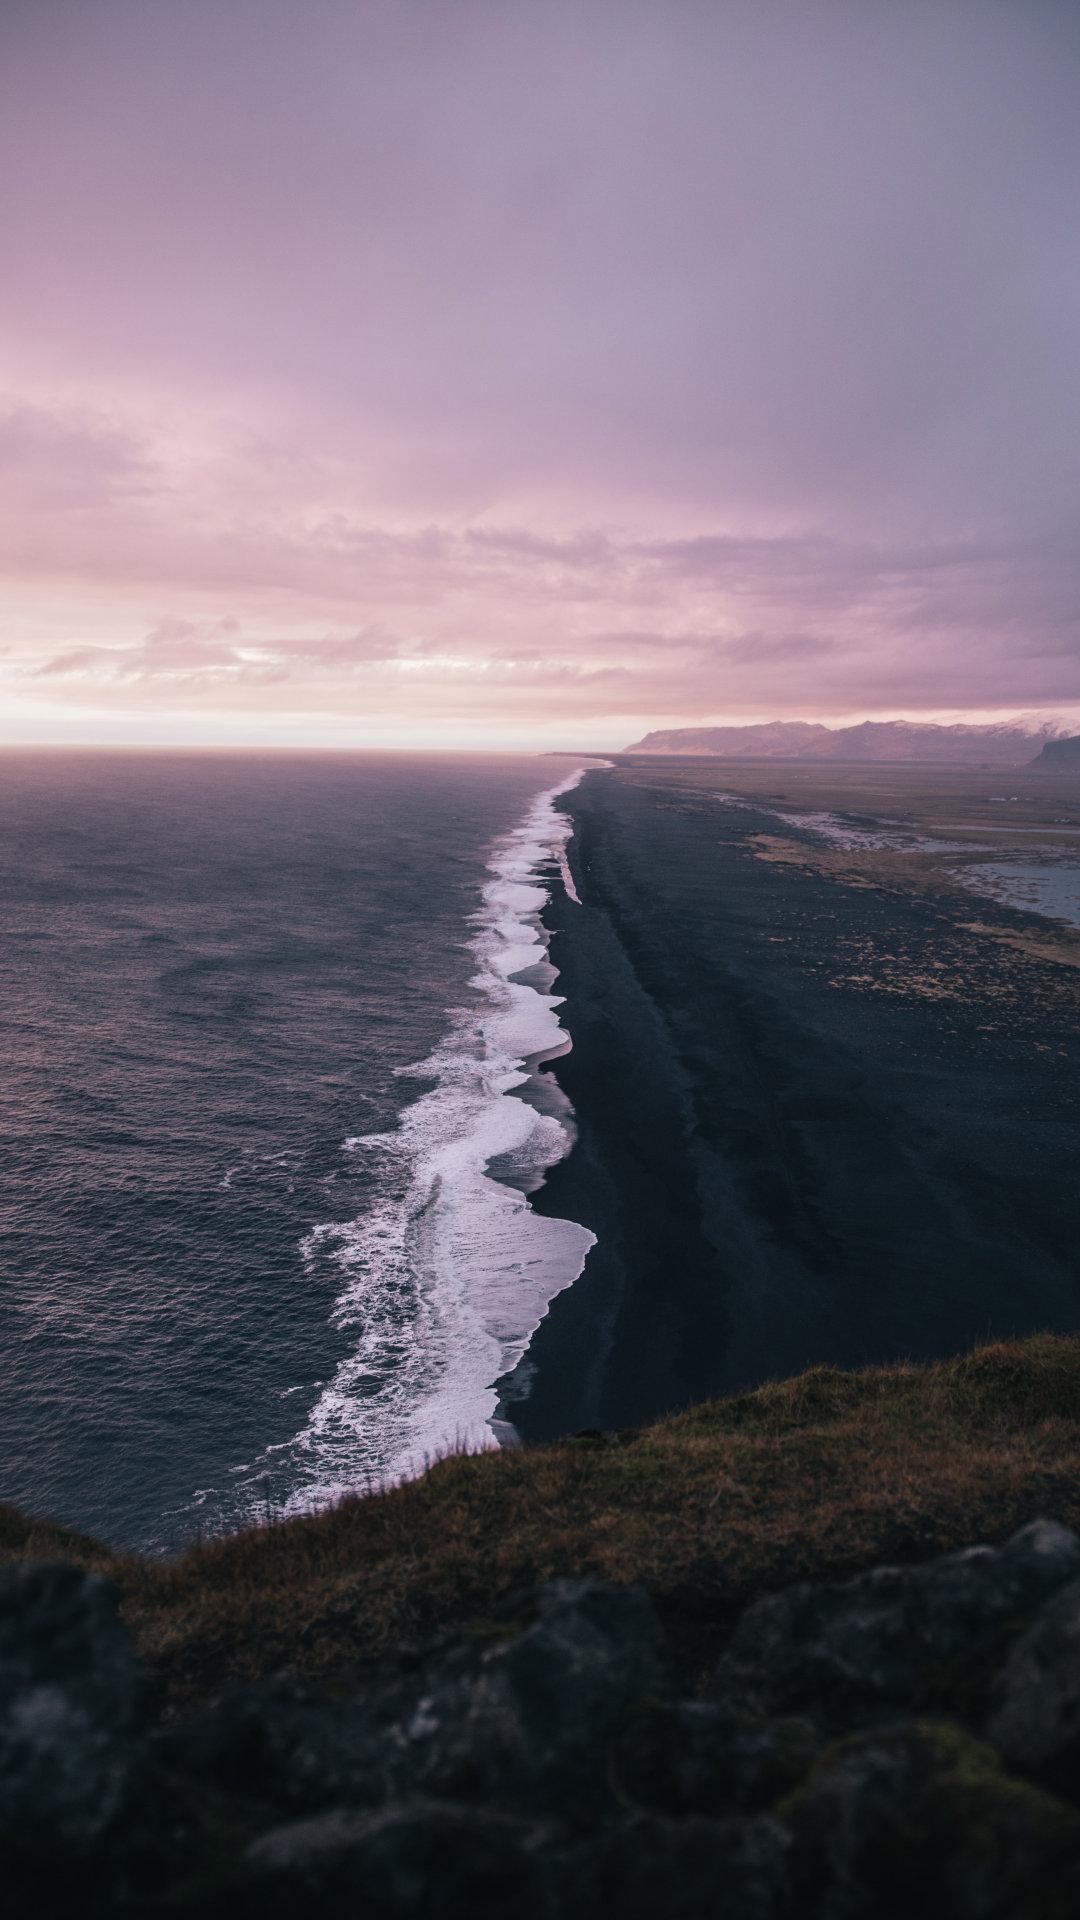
[247,772,595,1514]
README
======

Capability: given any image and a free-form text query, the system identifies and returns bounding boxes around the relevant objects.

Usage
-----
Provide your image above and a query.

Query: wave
[230,769,596,1516]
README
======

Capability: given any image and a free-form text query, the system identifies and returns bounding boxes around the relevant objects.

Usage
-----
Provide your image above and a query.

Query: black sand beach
[502,760,1080,1438]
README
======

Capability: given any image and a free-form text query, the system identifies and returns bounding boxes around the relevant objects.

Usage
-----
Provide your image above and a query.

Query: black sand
[501,761,1080,1438]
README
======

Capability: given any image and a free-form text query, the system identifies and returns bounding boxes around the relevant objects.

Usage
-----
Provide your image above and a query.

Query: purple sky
[2,0,1079,746]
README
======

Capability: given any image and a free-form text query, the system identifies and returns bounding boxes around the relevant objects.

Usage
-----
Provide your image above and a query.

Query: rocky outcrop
[0,1564,144,1871]
[715,1518,1080,1725]
[1028,734,1080,769]
[989,1579,1080,1793]
[7,1525,1080,1915]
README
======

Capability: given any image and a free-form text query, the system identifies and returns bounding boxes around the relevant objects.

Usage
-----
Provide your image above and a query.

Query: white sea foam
[245,769,596,1514]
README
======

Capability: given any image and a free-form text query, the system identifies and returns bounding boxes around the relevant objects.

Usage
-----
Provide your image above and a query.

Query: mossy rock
[783,1720,1080,1918]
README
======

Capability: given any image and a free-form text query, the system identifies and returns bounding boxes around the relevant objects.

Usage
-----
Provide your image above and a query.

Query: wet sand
[500,760,1080,1439]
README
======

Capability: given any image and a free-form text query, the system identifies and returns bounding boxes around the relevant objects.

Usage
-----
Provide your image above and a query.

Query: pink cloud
[0,1,1077,744]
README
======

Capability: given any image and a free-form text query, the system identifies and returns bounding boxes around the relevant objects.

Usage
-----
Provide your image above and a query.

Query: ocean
[0,751,594,1550]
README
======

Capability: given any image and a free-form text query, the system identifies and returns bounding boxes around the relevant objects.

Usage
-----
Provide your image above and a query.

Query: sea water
[949,858,1080,932]
[0,751,593,1549]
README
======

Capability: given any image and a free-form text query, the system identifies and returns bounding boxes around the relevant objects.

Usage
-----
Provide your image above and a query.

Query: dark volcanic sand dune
[502,764,1080,1438]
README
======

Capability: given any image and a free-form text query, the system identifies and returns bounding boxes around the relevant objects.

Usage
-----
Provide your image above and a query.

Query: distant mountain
[1029,734,1080,769]
[623,720,1056,764]
[624,722,831,758]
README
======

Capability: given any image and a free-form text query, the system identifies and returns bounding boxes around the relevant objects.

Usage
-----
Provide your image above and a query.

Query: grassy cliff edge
[4,1334,1080,1704]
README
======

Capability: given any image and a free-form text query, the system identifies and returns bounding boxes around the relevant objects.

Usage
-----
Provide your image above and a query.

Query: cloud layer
[2,1,1078,744]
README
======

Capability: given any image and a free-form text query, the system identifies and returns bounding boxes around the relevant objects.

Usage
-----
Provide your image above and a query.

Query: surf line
[247,767,601,1517]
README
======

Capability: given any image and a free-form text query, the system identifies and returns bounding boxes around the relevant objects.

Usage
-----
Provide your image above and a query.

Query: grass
[4,1334,1080,1705]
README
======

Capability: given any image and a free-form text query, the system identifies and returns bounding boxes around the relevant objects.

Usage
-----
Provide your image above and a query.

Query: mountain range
[622,721,1059,764]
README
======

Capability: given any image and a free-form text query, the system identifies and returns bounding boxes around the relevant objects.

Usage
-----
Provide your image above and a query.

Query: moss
[945,1337,1080,1426]
[666,1335,1080,1440]
[782,1722,1080,1920]
[820,1720,1018,1788]
[672,1364,880,1434]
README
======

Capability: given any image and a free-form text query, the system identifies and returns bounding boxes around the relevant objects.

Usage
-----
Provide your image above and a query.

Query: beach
[503,759,1080,1438]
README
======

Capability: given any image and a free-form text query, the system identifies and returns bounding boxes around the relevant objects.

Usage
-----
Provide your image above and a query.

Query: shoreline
[226,767,597,1515]
[497,764,736,1438]
[499,761,1080,1441]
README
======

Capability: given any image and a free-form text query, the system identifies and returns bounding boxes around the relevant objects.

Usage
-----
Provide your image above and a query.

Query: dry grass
[4,1335,1080,1704]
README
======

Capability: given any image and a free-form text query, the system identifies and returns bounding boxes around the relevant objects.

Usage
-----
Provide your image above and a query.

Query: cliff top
[5,1333,1080,1707]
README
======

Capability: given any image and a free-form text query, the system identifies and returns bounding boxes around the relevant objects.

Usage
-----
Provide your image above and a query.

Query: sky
[2,0,1079,749]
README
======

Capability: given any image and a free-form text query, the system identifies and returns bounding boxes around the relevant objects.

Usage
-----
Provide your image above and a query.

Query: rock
[155,1674,387,1817]
[386,1577,663,1820]
[240,1800,553,1918]
[0,1562,141,1846]
[0,1560,140,1721]
[580,1812,793,1920]
[784,1721,1080,1919]
[717,1521,1080,1725]
[0,1562,146,1910]
[615,1699,819,1816]
[1001,1518,1080,1587]
[8,1534,1080,1919]
[989,1578,1080,1793]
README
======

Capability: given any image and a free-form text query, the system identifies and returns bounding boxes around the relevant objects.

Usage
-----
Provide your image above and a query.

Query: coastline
[500,761,1080,1441]
[498,765,731,1436]
[228,767,597,1516]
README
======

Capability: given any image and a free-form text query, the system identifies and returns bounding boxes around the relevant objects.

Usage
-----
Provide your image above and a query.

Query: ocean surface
[0,751,593,1550]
